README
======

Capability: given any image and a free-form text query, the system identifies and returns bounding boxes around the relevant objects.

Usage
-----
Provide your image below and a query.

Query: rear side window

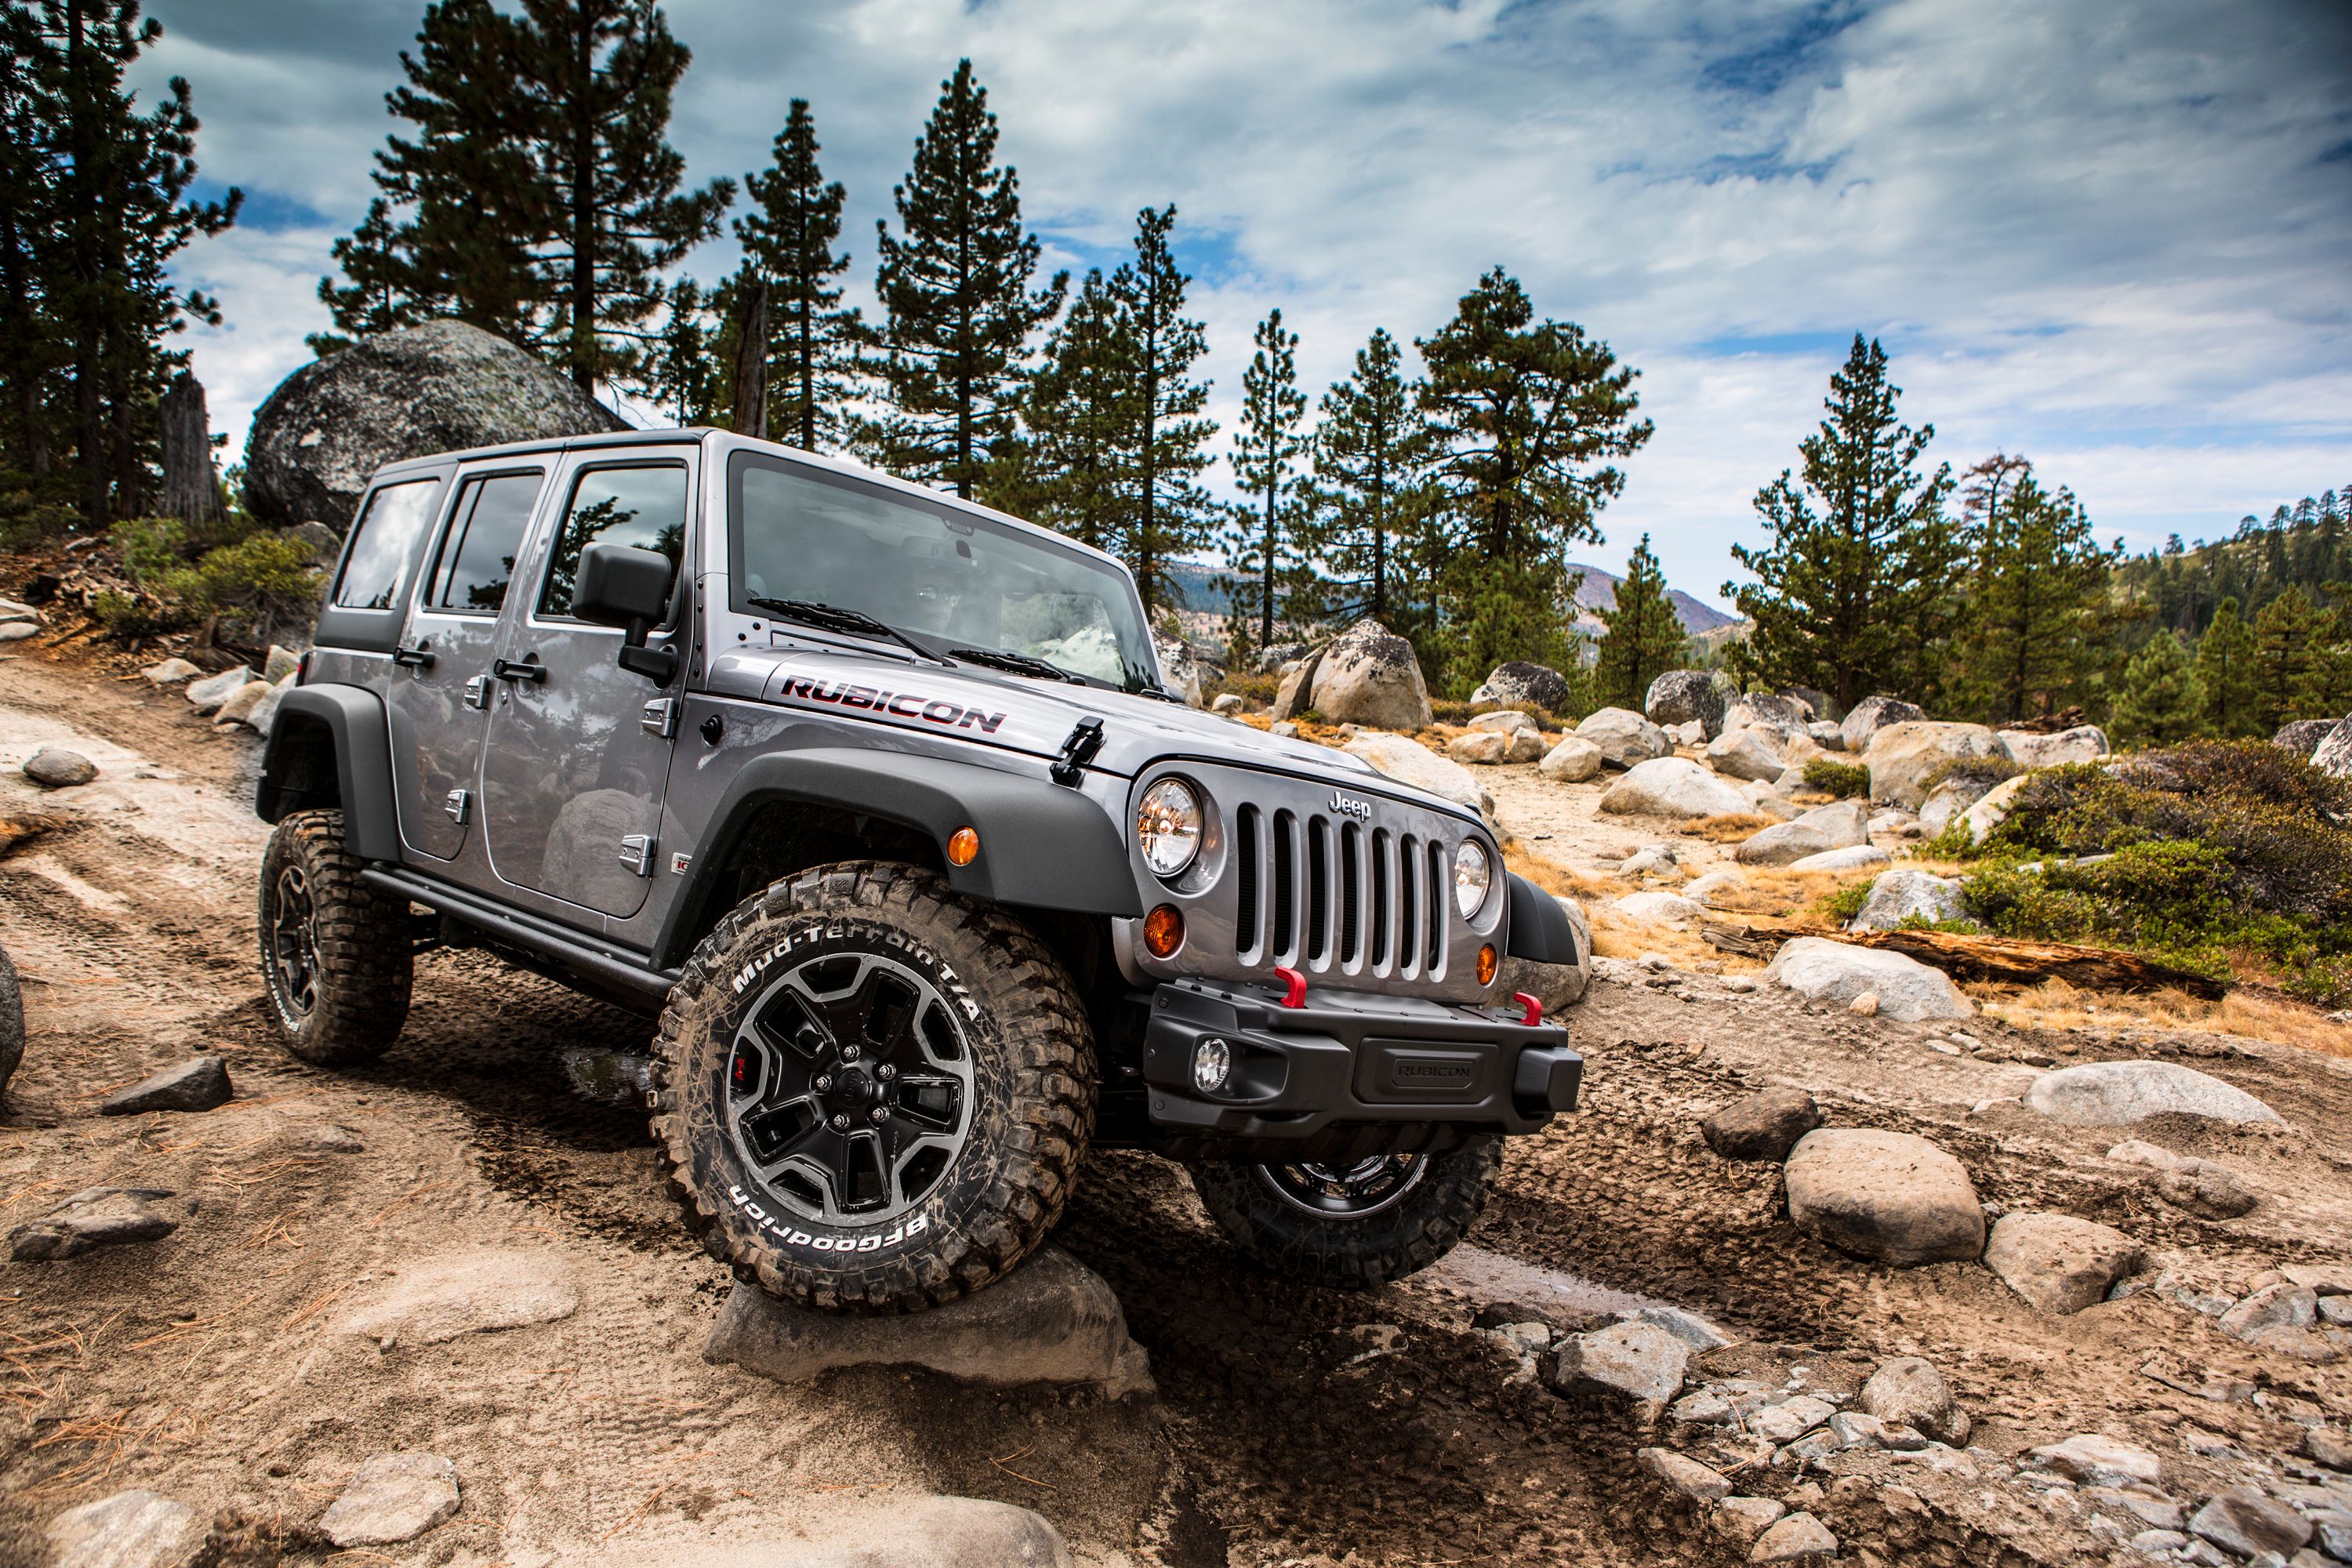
[332,478,445,612]
[425,470,544,615]
[538,463,688,620]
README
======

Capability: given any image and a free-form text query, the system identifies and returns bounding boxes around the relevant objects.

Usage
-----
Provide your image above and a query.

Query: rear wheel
[1189,1136,1502,1290]
[256,810,412,1064]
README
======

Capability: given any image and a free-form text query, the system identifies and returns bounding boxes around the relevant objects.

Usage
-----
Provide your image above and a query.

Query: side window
[538,463,688,621]
[332,478,445,611]
[425,470,544,615]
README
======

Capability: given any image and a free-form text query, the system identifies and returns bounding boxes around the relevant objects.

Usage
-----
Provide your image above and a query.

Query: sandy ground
[3,642,2350,1567]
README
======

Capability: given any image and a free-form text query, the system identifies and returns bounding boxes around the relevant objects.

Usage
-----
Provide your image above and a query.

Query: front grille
[1236,803,1450,981]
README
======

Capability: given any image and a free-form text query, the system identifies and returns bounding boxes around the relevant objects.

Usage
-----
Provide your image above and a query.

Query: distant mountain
[1157,555,1742,639]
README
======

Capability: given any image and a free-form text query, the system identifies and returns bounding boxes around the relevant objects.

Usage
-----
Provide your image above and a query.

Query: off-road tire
[650,861,1094,1313]
[256,810,413,1064]
[1189,1136,1504,1290]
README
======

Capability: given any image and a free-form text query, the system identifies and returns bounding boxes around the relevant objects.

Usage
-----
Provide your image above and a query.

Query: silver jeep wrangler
[254,429,1582,1312]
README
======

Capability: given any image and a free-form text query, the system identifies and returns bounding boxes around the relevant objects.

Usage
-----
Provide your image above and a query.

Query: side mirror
[575,543,679,684]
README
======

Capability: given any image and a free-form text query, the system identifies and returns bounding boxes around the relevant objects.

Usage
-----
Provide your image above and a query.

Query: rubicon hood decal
[778,673,1006,735]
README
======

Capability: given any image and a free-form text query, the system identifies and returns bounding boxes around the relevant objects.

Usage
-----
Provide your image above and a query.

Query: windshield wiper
[945,647,1087,684]
[747,597,946,666]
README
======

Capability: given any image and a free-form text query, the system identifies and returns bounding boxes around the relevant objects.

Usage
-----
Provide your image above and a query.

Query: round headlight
[1453,840,1493,919]
[1136,779,1202,877]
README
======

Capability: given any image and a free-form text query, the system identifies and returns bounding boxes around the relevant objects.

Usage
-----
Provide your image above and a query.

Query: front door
[481,451,691,923]
[386,465,548,863]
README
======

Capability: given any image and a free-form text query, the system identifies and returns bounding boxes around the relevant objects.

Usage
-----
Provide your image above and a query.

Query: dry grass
[1686,812,1773,844]
[1502,848,1626,905]
[1973,978,2352,1057]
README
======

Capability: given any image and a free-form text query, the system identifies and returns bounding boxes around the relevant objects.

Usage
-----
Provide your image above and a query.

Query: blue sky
[136,0,2352,611]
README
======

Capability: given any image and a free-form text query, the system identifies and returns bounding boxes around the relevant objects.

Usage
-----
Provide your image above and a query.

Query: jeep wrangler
[254,430,1582,1312]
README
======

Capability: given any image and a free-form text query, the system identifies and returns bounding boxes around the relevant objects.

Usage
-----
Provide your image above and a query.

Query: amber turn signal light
[1476,944,1498,985]
[1143,904,1185,958]
[947,826,979,866]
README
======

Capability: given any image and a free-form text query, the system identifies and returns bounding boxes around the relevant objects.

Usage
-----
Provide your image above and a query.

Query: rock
[1766,937,1973,1022]
[1685,869,1744,907]
[245,672,299,737]
[1784,1128,1984,1265]
[1270,651,1323,720]
[1615,891,1706,927]
[1842,695,1926,752]
[2190,1488,2314,1559]
[1751,1395,1836,1443]
[1210,692,1243,714]
[2219,1283,2319,1342]
[1497,895,1594,1012]
[2274,718,2338,758]
[2307,1427,2352,1471]
[23,746,97,788]
[1623,1304,1736,1350]
[142,656,202,685]
[2313,717,2352,780]
[1671,1390,1735,1425]
[1828,1410,1886,1449]
[1860,1357,1967,1443]
[212,677,273,728]
[1577,706,1672,768]
[706,1245,1152,1397]
[0,619,34,641]
[2282,1263,2352,1293]
[1646,669,1739,738]
[1620,846,1678,878]
[1726,692,1811,731]
[1734,822,1834,866]
[1599,757,1754,818]
[184,665,256,713]
[1917,779,1984,839]
[1342,733,1492,816]
[1448,727,1544,764]
[245,319,626,529]
[100,1056,232,1115]
[2152,1161,2260,1220]
[1537,734,1604,782]
[1472,660,1573,713]
[1701,1088,1823,1163]
[1868,808,1921,839]
[1713,1497,1788,1548]
[321,1453,461,1547]
[1787,844,1889,873]
[1308,619,1432,729]
[1849,869,1968,931]
[2000,724,2109,768]
[263,643,302,683]
[1671,719,1707,746]
[45,1490,201,1568]
[2025,1060,2281,1126]
[1865,721,2011,809]
[1256,641,1308,673]
[342,1248,579,1346]
[1984,1213,2143,1313]
[762,1496,1075,1568]
[1807,720,1846,750]
[0,596,35,621]
[1795,799,1870,847]
[1750,1511,1838,1562]
[1708,728,1787,782]
[1958,774,2029,846]
[1468,708,1537,734]
[9,1188,190,1261]
[1552,1321,1690,1403]
[1269,720,1298,738]
[0,942,19,1100]
[1151,632,1203,707]
[1641,1446,1733,1502]
[1849,991,1880,1016]
[2031,1433,2165,1486]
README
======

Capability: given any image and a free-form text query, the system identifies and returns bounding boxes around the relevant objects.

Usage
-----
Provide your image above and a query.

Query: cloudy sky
[136,0,2352,608]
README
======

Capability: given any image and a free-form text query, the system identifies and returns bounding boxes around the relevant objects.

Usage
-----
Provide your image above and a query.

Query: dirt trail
[3,646,2349,1566]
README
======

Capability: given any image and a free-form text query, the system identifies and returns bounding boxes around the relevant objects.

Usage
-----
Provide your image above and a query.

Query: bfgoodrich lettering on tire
[650,861,1094,1313]
[1189,1138,1502,1290]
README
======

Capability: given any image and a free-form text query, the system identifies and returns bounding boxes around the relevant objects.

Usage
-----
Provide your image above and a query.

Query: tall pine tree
[1099,205,1214,610]
[1953,456,2118,722]
[734,98,859,450]
[1726,336,1959,711]
[1010,267,1131,550]
[1226,308,1308,647]
[2193,597,2260,738]
[1592,535,1686,710]
[2250,586,2317,732]
[865,60,1065,499]
[1300,328,1433,637]
[2109,630,2207,747]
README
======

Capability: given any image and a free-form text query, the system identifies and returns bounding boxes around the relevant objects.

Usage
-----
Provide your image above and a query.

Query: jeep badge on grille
[1328,791,1372,821]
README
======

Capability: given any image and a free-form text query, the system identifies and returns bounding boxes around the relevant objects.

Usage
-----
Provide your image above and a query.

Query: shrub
[1802,759,1870,798]
[155,532,321,645]
[1820,881,1872,924]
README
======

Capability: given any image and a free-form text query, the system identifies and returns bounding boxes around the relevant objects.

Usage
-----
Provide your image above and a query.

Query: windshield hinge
[1051,717,1105,787]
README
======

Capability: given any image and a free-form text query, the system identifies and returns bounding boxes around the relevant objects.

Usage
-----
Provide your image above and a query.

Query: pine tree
[2301,587,2352,719]
[1011,267,1131,550]
[1226,308,1308,646]
[0,5,58,479]
[1592,535,1686,710]
[735,98,859,451]
[1726,336,1959,711]
[2250,585,2318,732]
[1299,327,1433,636]
[2193,597,2260,738]
[1100,205,1215,610]
[1417,267,1650,689]
[866,60,1065,499]
[2108,630,2207,747]
[639,278,724,426]
[1954,457,2119,722]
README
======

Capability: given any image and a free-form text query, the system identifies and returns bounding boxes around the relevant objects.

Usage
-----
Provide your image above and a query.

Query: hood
[703,639,1479,823]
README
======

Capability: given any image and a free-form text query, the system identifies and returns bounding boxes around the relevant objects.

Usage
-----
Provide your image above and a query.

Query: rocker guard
[1140,976,1582,1142]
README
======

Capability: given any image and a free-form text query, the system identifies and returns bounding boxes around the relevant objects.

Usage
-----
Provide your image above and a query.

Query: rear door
[480,448,693,924]
[385,463,549,864]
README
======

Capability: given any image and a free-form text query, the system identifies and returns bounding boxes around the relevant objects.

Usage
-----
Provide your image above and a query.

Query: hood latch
[1051,717,1105,787]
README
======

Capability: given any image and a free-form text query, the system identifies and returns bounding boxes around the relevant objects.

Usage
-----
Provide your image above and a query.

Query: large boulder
[1998,725,2107,768]
[1841,695,1924,753]
[1865,721,2011,809]
[1849,869,1967,931]
[245,320,626,530]
[1917,777,1991,839]
[1764,936,1973,1021]
[1793,799,1868,848]
[1537,734,1604,782]
[1472,660,1573,713]
[1733,822,1834,866]
[1983,1212,2142,1314]
[1726,691,1810,731]
[2024,1060,2281,1126]
[2275,718,2337,757]
[1599,757,1751,819]
[1497,895,1594,1011]
[1308,619,1433,730]
[2314,717,2352,780]
[1447,728,1544,764]
[1645,670,1738,739]
[1705,727,1784,782]
[1783,1129,1986,1266]
[1270,650,1324,720]
[1576,706,1671,768]
[1957,774,2029,846]
[1342,733,1492,816]
[1152,632,1203,707]
[1786,844,1888,873]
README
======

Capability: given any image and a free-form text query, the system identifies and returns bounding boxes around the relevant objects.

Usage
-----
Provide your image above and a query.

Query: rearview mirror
[575,542,679,684]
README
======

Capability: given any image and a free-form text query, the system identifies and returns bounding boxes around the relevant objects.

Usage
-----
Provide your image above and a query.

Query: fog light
[1143,903,1185,958]
[1192,1037,1232,1094]
[947,826,979,866]
[1477,943,1498,985]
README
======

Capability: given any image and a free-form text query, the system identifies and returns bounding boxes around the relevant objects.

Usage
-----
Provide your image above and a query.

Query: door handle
[492,656,546,684]
[392,641,435,670]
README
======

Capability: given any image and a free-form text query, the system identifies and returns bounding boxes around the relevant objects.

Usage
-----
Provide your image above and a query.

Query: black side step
[361,866,680,1012]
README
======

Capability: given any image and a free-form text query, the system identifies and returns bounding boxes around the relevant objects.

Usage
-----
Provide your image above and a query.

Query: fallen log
[1702,921,2227,998]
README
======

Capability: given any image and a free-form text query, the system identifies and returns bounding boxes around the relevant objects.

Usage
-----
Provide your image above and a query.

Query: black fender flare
[1504,871,1581,967]
[655,747,1142,969]
[256,684,401,863]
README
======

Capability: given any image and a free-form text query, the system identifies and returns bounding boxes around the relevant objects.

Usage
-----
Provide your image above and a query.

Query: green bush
[1802,758,1870,798]
[156,532,321,642]
[1820,881,1872,924]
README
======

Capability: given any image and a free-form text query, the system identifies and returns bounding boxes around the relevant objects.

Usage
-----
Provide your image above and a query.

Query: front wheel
[1189,1136,1503,1290]
[256,810,412,1064]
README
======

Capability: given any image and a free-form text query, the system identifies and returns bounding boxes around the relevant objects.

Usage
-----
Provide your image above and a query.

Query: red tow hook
[1513,991,1543,1027]
[1274,966,1308,1009]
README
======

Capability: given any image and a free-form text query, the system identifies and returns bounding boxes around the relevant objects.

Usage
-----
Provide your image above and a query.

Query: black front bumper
[1140,976,1582,1144]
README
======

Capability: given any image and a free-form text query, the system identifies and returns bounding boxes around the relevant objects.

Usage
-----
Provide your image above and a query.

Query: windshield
[728,452,1160,691]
